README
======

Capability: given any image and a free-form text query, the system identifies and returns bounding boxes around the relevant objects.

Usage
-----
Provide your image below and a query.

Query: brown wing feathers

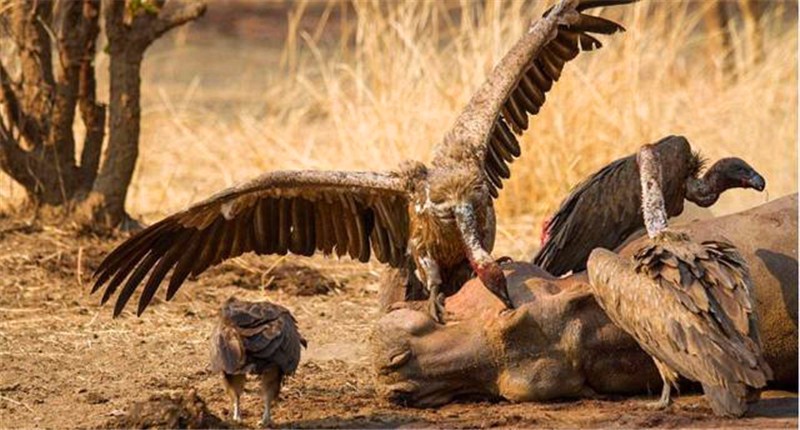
[481,0,631,197]
[93,172,410,317]
[211,299,306,376]
[632,236,772,389]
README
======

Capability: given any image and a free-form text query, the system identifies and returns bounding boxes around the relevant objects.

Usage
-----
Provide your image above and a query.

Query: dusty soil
[0,219,796,429]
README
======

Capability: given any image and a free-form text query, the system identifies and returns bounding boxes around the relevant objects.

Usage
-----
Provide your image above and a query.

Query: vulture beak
[747,172,766,192]
[454,203,514,309]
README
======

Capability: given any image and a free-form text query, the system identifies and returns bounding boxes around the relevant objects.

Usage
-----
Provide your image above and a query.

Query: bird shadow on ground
[748,395,798,418]
[281,412,431,429]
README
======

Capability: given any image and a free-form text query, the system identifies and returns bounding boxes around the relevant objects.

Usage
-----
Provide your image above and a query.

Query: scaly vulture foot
[648,382,673,410]
[427,292,446,324]
[648,397,672,411]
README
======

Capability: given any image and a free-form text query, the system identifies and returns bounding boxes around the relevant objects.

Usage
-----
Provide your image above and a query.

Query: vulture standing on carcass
[586,144,772,417]
[210,297,306,425]
[534,135,766,276]
[91,0,635,322]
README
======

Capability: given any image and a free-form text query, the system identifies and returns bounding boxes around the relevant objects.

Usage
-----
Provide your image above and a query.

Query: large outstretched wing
[534,135,697,276]
[587,244,772,395]
[433,0,634,197]
[92,171,410,317]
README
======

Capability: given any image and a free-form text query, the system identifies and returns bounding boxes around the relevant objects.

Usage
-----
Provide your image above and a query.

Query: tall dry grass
[1,1,797,258]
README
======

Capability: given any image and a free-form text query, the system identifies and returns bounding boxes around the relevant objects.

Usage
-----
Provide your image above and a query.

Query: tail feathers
[702,382,748,418]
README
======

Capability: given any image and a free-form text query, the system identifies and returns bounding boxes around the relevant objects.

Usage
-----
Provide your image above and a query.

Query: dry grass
[1,0,796,259]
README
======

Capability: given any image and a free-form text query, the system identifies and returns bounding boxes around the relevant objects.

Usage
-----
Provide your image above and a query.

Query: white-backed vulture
[535,135,766,276]
[210,297,306,425]
[586,144,772,417]
[91,0,635,322]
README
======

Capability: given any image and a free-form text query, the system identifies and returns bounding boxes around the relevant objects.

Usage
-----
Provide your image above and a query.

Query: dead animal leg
[259,367,283,427]
[223,373,246,422]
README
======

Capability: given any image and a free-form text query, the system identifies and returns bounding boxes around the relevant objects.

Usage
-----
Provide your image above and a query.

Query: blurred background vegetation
[1,0,796,258]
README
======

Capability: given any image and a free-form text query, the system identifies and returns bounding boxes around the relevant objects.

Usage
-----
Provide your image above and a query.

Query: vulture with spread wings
[535,135,765,276]
[587,144,772,417]
[93,0,635,322]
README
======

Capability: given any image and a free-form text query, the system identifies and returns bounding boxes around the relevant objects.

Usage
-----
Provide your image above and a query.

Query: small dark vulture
[587,144,772,417]
[91,0,635,322]
[210,297,307,425]
[535,135,766,276]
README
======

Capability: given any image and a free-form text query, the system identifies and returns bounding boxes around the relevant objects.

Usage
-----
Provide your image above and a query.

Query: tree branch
[129,1,206,47]
[0,59,43,148]
[151,2,206,40]
[48,0,83,163]
[0,119,36,191]
[8,0,54,148]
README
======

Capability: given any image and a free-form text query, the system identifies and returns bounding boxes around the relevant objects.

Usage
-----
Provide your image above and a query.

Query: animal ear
[492,305,548,349]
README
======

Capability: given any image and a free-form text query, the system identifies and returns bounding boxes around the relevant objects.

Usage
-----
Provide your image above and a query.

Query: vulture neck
[685,171,722,208]
[454,203,491,267]
[638,145,668,238]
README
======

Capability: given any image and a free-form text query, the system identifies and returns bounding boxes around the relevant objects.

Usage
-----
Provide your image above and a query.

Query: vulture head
[426,167,514,309]
[687,157,766,207]
[711,157,766,191]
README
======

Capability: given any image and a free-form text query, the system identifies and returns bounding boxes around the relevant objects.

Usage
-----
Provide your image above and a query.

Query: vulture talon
[648,378,673,411]
[427,290,446,324]
[647,398,672,411]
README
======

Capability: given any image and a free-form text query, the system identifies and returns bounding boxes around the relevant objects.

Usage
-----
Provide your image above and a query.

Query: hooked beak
[453,203,514,309]
[747,172,766,192]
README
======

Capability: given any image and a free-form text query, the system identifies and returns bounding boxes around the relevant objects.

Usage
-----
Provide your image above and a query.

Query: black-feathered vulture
[535,135,766,276]
[587,144,772,417]
[210,297,306,426]
[92,0,636,322]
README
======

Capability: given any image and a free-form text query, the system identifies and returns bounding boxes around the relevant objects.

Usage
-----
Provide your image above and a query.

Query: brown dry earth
[0,220,796,429]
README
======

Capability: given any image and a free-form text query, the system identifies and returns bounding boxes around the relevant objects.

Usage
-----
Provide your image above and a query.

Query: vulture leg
[650,358,676,410]
[259,367,282,427]
[418,255,445,323]
[223,373,246,422]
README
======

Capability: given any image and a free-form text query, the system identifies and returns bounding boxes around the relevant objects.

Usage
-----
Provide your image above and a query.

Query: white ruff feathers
[638,145,668,238]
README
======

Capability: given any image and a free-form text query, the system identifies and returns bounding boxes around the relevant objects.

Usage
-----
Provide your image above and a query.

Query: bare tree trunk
[76,0,106,197]
[2,0,77,207]
[0,0,204,228]
[86,44,144,226]
[80,0,206,228]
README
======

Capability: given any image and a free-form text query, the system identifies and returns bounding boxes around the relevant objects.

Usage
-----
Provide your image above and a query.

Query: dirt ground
[0,219,796,429]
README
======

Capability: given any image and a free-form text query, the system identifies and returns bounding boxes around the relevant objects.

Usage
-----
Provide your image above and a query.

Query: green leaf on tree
[128,0,160,17]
